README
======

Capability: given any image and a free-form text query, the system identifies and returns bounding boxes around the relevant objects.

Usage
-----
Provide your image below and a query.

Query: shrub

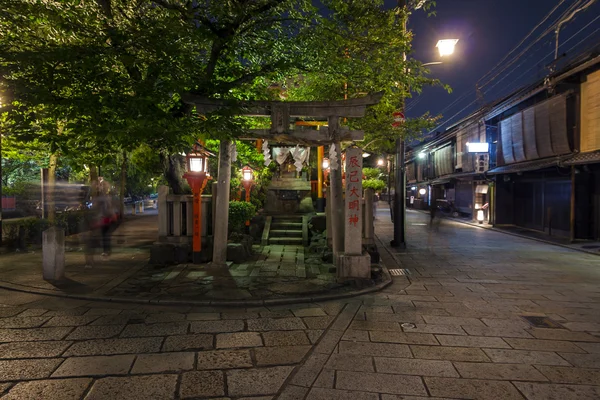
[228,201,256,234]
[363,178,386,192]
[363,167,382,180]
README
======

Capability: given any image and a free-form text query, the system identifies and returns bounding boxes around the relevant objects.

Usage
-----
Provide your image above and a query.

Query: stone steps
[267,215,305,245]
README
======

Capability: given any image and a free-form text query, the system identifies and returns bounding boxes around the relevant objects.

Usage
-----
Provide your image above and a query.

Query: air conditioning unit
[475,154,489,173]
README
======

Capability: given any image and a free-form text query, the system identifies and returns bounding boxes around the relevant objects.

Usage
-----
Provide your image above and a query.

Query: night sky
[383,0,600,136]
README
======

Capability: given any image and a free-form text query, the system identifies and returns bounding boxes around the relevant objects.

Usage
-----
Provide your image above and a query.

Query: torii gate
[183,92,383,276]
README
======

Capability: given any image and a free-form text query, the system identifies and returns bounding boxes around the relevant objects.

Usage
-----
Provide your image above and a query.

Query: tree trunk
[119,151,127,219]
[160,151,186,194]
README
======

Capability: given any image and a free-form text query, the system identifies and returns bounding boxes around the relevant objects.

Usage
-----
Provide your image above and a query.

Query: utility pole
[391,0,407,248]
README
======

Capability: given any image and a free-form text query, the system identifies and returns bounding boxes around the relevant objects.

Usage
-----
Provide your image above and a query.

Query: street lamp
[377,158,385,167]
[182,143,214,264]
[436,39,459,57]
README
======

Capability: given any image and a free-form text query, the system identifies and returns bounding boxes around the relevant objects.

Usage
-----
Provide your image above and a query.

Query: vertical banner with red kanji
[344,147,363,255]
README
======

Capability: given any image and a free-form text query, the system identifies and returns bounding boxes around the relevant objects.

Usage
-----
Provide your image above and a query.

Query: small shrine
[265,146,313,214]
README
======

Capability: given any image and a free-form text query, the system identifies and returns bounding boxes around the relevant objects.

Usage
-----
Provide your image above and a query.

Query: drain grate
[389,269,411,276]
[520,315,563,329]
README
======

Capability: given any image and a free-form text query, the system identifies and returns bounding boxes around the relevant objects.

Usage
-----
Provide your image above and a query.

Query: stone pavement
[0,208,599,399]
[0,213,367,304]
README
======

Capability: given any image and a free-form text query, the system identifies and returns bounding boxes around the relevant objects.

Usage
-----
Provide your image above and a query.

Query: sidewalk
[0,212,390,306]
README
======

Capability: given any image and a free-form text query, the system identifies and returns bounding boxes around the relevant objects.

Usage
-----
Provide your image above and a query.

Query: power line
[477,0,570,85]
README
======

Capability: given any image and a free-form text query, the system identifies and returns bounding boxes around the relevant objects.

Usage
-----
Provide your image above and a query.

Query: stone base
[336,253,371,280]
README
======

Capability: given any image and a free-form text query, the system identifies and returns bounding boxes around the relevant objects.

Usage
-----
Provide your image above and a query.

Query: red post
[183,172,208,264]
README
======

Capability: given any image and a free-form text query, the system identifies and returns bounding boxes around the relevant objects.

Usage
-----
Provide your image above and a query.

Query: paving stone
[307,387,379,400]
[558,352,600,368]
[335,370,427,396]
[0,358,63,382]
[121,322,189,337]
[145,313,186,323]
[190,320,244,333]
[575,342,600,353]
[179,370,225,398]
[561,322,600,331]
[216,332,263,349]
[462,325,533,338]
[341,330,370,342]
[262,330,310,346]
[0,327,72,342]
[307,329,324,344]
[90,315,138,326]
[350,320,401,331]
[454,361,547,381]
[44,315,102,327]
[222,312,260,320]
[186,312,221,320]
[227,366,294,397]
[197,349,253,369]
[513,382,600,400]
[247,318,306,331]
[435,335,510,348]
[16,308,47,317]
[303,316,335,330]
[410,345,491,362]
[402,324,466,335]
[422,315,485,326]
[535,365,600,385]
[529,328,600,342]
[0,340,71,359]
[1,378,92,400]
[313,368,335,388]
[255,345,311,366]
[290,352,329,387]
[483,348,570,365]
[64,337,163,356]
[339,341,412,358]
[86,374,178,400]
[505,338,587,353]
[131,352,194,374]
[425,377,524,400]
[162,334,214,352]
[380,396,453,400]
[325,353,374,372]
[53,355,135,377]
[66,325,125,340]
[481,318,532,329]
[278,384,309,400]
[292,307,327,317]
[314,328,344,354]
[260,310,294,318]
[0,316,50,329]
[370,330,439,345]
[375,357,459,377]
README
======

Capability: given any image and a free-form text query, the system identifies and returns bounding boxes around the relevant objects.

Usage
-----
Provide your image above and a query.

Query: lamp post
[322,158,330,186]
[182,143,213,264]
[393,0,458,247]
[241,164,254,226]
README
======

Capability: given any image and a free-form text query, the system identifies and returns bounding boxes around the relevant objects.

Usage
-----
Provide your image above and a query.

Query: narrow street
[0,208,599,399]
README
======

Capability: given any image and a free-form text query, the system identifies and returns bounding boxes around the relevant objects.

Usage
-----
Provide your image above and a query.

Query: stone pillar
[364,188,374,245]
[337,147,370,280]
[212,140,232,266]
[138,201,144,213]
[132,203,136,215]
[211,182,218,236]
[329,138,344,258]
[157,185,168,238]
[42,227,65,281]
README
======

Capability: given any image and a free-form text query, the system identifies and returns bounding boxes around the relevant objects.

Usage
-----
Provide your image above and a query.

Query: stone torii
[182,92,383,268]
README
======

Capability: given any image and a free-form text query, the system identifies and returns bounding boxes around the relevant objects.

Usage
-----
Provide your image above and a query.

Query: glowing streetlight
[436,39,459,57]
[377,158,385,167]
[418,152,427,159]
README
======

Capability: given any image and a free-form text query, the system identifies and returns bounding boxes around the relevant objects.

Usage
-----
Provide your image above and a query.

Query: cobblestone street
[0,208,599,399]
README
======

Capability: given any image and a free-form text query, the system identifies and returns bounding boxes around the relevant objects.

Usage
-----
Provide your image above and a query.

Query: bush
[363,178,386,192]
[363,167,382,180]
[228,201,256,234]
[2,217,51,248]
